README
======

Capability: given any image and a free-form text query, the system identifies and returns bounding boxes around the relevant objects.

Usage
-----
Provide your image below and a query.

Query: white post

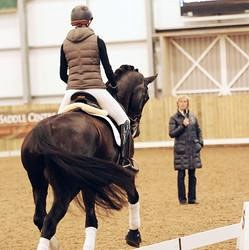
[219,35,230,95]
[18,0,31,103]
[237,201,249,250]
[145,0,156,97]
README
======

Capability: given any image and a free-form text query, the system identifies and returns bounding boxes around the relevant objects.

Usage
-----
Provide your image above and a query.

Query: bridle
[128,83,149,137]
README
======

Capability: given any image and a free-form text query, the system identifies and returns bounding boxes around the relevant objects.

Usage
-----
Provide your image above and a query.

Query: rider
[59,5,136,171]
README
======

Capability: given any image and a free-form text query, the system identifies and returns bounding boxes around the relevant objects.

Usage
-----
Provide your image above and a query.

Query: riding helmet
[71,5,93,22]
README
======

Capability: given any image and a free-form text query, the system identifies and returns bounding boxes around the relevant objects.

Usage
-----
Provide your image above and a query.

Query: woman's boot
[120,121,139,172]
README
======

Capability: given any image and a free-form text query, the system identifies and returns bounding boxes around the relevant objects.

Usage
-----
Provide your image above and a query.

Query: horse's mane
[114,65,139,82]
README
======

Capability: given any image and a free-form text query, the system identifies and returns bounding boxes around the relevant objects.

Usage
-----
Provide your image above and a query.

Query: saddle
[61,91,121,146]
[71,92,100,109]
[62,92,108,117]
[62,91,139,172]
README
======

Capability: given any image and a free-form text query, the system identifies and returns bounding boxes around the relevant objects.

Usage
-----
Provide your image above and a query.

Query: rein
[129,115,141,124]
[128,84,148,124]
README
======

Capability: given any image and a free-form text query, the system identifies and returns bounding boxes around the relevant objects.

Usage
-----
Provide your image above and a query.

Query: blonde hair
[176,95,190,108]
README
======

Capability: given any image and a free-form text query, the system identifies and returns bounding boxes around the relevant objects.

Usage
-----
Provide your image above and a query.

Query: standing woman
[169,95,203,205]
[58,5,135,170]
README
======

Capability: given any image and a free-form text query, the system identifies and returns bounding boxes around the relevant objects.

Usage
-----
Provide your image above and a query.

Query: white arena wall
[2,0,248,105]
[0,0,152,105]
[0,0,248,151]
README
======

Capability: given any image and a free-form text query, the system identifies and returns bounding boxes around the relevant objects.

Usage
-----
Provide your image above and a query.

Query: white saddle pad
[62,103,121,146]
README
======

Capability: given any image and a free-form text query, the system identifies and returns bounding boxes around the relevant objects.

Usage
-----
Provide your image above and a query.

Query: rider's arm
[60,44,68,84]
[97,37,116,87]
[169,116,185,138]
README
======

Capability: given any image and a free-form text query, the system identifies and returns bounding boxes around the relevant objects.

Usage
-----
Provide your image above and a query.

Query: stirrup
[122,159,139,173]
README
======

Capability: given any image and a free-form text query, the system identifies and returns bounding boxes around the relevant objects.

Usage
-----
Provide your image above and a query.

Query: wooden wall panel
[0,94,248,152]
[0,104,58,152]
[136,93,249,142]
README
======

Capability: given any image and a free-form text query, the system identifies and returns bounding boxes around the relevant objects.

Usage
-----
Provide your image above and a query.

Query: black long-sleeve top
[60,37,116,86]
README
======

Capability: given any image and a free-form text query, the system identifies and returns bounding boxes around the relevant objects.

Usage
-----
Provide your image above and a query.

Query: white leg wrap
[37,237,50,250]
[83,227,97,250]
[50,236,60,250]
[129,202,141,230]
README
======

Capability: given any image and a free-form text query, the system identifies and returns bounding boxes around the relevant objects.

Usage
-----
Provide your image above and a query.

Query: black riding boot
[120,121,138,172]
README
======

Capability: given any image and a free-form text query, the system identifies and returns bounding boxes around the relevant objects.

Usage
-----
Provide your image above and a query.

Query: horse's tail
[26,123,135,211]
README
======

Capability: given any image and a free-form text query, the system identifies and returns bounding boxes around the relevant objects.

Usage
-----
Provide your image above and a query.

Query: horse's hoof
[125,229,142,247]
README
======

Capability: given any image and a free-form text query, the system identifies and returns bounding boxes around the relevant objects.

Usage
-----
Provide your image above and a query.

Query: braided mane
[114,65,139,82]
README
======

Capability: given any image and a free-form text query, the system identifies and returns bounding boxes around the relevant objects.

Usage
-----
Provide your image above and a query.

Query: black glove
[106,82,118,98]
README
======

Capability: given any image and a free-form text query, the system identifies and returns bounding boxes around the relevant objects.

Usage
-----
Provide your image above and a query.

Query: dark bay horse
[21,65,157,250]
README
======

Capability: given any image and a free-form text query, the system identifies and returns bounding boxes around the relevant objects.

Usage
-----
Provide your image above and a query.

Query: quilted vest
[63,27,105,90]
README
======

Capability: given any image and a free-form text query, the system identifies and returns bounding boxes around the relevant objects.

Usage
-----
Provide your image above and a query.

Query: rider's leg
[83,89,136,170]
[83,89,128,124]
[57,89,79,114]
[119,120,133,167]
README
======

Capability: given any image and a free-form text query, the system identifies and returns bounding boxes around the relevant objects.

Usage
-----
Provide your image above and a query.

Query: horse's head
[114,65,157,138]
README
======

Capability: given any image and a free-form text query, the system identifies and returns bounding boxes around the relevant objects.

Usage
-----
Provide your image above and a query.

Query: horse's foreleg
[128,200,140,230]
[126,178,142,247]
[82,190,98,250]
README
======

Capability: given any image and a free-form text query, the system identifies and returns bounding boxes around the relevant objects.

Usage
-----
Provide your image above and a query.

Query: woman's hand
[183,118,190,127]
[106,82,118,98]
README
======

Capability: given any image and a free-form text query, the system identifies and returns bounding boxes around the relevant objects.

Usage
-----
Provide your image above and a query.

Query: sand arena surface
[1,146,249,250]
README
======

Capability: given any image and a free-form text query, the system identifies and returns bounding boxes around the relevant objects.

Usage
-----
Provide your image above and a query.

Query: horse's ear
[144,74,158,85]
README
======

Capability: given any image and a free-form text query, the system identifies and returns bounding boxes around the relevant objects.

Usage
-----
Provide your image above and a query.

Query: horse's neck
[116,71,136,113]
[118,96,128,113]
[117,85,132,113]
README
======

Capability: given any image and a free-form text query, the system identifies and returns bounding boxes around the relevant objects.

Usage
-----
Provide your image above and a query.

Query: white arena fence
[137,201,249,250]
[1,138,249,158]
[135,138,249,149]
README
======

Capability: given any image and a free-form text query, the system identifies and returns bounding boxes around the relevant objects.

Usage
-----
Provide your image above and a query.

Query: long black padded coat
[169,111,203,171]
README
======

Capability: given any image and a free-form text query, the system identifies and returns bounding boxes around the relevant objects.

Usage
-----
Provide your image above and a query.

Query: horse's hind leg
[30,173,48,231]
[82,189,98,250]
[37,182,79,250]
[22,153,48,231]
[125,176,142,248]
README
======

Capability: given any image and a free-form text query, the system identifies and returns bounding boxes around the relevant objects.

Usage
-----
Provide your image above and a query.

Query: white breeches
[58,89,129,126]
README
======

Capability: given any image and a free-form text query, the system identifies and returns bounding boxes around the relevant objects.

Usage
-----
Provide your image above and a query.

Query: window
[0,0,17,13]
[180,0,249,17]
